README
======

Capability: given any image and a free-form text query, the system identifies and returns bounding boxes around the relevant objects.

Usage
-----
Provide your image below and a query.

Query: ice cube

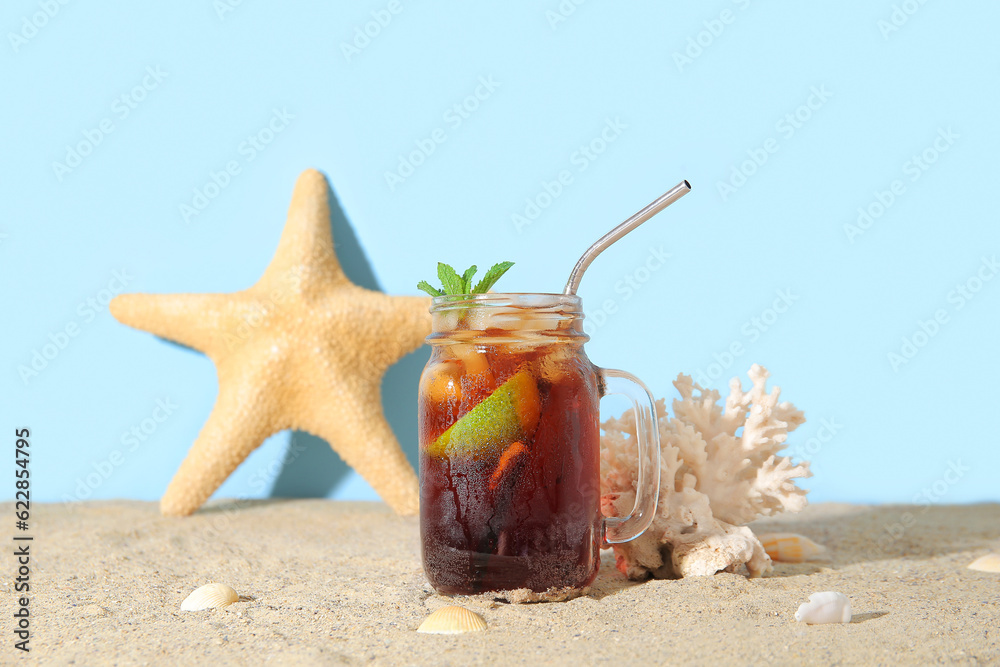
[535,345,579,384]
[451,343,491,376]
[435,308,461,333]
[420,359,464,407]
[497,310,558,332]
[521,311,560,331]
[463,305,492,331]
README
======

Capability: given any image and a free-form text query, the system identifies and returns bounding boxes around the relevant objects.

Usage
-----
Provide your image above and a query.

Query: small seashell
[758,532,828,562]
[795,591,852,624]
[81,604,108,617]
[967,553,1000,573]
[417,606,487,634]
[180,583,239,611]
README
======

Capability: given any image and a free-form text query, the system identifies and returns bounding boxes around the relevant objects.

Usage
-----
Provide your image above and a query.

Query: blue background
[2,1,997,506]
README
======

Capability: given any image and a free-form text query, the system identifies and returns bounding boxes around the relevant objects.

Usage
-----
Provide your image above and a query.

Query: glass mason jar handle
[599,368,661,546]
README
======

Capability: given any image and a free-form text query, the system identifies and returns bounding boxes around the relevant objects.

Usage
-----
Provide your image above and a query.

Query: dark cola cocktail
[419,301,603,595]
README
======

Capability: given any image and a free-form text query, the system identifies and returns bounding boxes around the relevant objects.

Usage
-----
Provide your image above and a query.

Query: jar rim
[429,292,583,313]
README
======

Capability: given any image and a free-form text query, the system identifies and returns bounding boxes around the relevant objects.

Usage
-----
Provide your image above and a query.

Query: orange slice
[488,441,527,491]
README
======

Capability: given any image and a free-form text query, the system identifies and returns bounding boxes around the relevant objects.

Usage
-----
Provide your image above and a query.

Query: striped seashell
[417,606,487,634]
[180,583,239,611]
[758,532,828,562]
[967,553,1000,573]
[795,591,852,624]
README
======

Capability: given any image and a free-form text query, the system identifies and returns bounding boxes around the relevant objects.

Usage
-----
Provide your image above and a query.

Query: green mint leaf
[460,265,477,294]
[472,261,514,294]
[420,261,514,300]
[437,262,465,295]
[416,280,444,297]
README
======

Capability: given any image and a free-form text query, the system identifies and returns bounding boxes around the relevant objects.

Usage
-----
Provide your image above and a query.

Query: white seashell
[967,553,1000,573]
[758,532,828,562]
[417,606,487,634]
[180,583,239,611]
[794,591,852,624]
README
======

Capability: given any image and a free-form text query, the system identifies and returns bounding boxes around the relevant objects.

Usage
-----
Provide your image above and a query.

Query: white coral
[601,364,809,579]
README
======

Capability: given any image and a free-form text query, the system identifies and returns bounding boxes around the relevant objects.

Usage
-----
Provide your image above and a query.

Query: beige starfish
[111,169,430,516]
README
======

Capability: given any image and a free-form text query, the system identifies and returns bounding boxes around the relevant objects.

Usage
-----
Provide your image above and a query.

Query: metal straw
[563,180,691,295]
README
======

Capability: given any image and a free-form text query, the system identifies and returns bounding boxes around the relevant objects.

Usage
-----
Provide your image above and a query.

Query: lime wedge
[426,370,541,459]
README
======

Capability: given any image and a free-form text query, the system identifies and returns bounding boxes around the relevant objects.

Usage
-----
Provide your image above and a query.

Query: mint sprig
[418,261,514,297]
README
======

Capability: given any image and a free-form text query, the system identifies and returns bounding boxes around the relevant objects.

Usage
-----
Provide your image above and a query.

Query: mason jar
[418,293,659,597]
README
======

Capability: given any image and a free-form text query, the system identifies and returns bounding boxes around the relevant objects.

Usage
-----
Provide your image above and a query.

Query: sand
[4,500,997,666]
